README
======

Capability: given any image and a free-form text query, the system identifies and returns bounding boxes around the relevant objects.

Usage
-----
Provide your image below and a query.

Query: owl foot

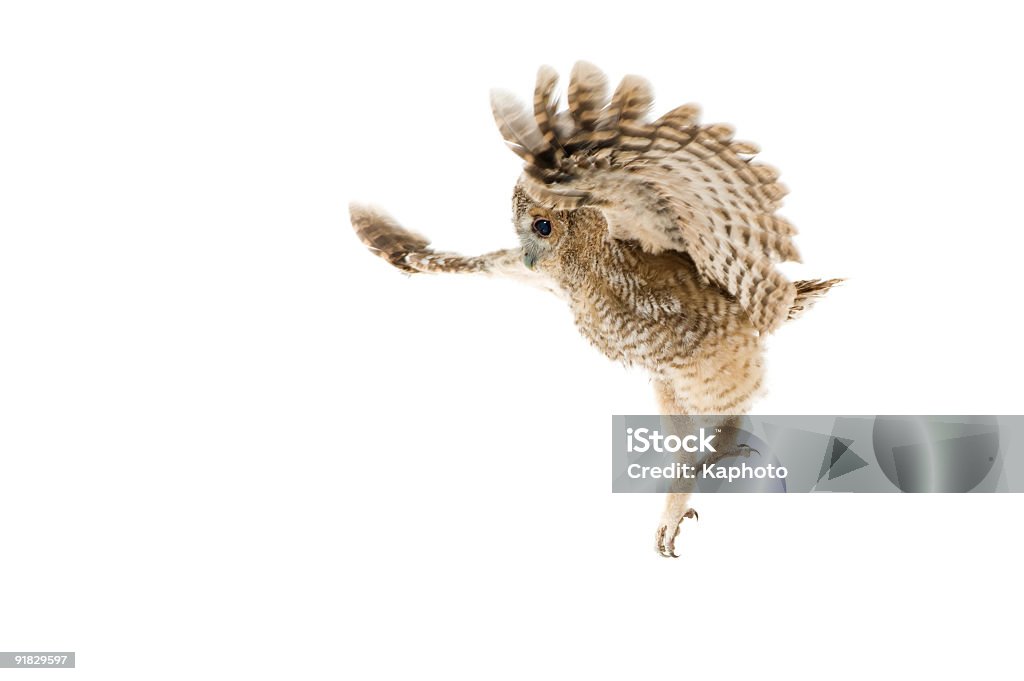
[655,508,698,558]
[700,443,760,469]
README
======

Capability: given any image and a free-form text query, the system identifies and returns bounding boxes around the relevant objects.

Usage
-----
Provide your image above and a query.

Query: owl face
[511,183,604,276]
[512,186,562,271]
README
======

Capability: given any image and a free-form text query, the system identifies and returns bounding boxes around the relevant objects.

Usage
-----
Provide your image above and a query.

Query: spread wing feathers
[349,203,551,288]
[567,61,608,133]
[350,203,431,273]
[533,65,562,161]
[490,89,555,169]
[350,202,494,274]
[489,61,802,332]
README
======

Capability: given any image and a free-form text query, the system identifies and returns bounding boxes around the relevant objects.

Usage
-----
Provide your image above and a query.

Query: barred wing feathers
[490,61,802,333]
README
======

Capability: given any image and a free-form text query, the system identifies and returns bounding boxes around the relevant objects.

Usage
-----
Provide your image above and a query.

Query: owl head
[510,184,608,277]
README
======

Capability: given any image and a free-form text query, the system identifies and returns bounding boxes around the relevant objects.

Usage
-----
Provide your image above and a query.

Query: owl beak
[523,252,537,269]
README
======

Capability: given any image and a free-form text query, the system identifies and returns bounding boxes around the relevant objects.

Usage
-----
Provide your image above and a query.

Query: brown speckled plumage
[349,62,841,557]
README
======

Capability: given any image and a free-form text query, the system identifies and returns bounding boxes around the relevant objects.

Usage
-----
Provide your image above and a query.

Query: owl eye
[532,218,552,237]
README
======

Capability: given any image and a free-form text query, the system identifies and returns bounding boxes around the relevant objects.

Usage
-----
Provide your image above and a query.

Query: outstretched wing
[490,61,801,333]
[349,203,557,292]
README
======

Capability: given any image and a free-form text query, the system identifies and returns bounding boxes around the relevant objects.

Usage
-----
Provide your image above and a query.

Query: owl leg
[652,379,700,558]
[650,336,765,556]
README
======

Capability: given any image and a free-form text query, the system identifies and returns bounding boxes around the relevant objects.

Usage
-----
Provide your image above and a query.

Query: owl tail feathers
[787,278,844,321]
[793,277,844,301]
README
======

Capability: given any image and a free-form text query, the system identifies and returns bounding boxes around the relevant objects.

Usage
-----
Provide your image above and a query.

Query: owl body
[349,62,839,556]
[512,187,764,412]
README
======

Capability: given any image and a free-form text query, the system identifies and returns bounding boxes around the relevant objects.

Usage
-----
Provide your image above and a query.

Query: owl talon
[655,525,678,558]
[655,508,698,558]
[701,444,759,469]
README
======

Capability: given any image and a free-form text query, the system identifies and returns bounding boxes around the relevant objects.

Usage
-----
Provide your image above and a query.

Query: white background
[2,1,1023,679]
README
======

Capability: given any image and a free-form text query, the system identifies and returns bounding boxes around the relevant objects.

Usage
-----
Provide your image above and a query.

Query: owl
[350,62,840,557]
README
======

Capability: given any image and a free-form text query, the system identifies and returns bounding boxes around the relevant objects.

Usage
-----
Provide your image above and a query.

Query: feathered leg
[651,380,699,559]
[651,331,765,558]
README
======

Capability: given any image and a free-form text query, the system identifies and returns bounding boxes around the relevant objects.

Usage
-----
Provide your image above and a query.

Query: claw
[655,526,672,557]
[655,508,699,557]
[665,523,679,558]
[739,444,761,457]
[655,526,671,557]
[655,523,683,558]
[701,443,760,469]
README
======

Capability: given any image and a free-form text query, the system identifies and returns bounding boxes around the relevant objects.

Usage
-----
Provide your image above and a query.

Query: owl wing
[491,61,801,333]
[349,203,560,293]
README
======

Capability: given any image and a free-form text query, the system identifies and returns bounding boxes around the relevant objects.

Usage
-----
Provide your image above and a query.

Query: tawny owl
[350,62,840,557]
